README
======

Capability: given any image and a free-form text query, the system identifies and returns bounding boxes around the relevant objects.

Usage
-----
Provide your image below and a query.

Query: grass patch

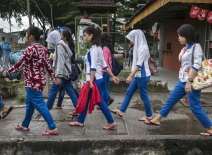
[16,95,26,104]
[117,72,130,78]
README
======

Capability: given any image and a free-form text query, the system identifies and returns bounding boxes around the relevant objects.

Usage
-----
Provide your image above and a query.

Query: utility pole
[27,0,31,27]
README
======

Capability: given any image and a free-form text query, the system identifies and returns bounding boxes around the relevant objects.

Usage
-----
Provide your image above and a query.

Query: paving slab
[1,92,212,155]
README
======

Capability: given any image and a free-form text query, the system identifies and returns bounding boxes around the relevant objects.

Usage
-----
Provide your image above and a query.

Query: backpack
[111,55,121,76]
[148,57,158,75]
[59,44,81,81]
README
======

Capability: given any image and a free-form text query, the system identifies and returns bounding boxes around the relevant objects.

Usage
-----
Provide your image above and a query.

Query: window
[167,43,171,50]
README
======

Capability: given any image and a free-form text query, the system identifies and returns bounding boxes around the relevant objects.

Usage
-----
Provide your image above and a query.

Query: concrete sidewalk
[1,92,212,155]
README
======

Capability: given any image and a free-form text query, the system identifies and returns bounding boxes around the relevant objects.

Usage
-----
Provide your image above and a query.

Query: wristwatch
[188,78,193,82]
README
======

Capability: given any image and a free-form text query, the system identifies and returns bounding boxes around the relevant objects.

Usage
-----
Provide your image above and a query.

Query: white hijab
[126,29,149,53]
[46,30,61,46]
[126,29,150,74]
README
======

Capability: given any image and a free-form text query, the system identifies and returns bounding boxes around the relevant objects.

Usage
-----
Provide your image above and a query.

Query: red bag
[75,82,89,113]
[207,11,212,23]
[190,6,200,18]
[198,9,208,21]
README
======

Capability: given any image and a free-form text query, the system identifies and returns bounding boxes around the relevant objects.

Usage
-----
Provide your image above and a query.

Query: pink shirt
[102,46,112,72]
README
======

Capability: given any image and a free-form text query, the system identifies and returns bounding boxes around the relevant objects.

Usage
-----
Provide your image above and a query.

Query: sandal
[1,106,13,119]
[69,122,84,127]
[52,105,62,109]
[103,124,118,130]
[15,125,30,131]
[42,129,58,136]
[108,98,114,106]
[144,118,162,127]
[200,131,212,136]
[138,116,152,121]
[69,110,79,116]
[110,109,123,117]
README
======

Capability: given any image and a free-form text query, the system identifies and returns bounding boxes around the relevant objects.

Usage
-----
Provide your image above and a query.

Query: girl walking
[45,30,78,112]
[144,24,212,136]
[110,29,152,121]
[100,32,114,106]
[3,26,60,135]
[69,25,119,130]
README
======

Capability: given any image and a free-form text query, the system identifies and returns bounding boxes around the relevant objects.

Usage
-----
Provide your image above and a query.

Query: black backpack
[111,55,121,76]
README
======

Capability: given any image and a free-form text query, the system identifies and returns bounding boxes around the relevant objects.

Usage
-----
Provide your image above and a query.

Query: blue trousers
[160,80,212,128]
[22,88,56,130]
[46,78,78,109]
[56,86,79,107]
[102,72,111,104]
[77,79,114,124]
[119,76,152,117]
[0,101,4,109]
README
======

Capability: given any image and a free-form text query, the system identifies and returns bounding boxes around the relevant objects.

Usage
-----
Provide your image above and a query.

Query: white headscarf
[46,30,61,46]
[126,29,150,76]
[126,29,149,53]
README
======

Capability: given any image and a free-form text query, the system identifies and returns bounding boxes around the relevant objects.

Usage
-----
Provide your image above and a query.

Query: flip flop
[2,106,13,119]
[110,109,123,117]
[108,98,114,106]
[69,122,84,127]
[200,131,212,136]
[103,124,118,130]
[69,111,79,116]
[42,129,58,136]
[15,125,30,131]
[52,106,62,109]
[144,118,161,127]
[138,116,153,121]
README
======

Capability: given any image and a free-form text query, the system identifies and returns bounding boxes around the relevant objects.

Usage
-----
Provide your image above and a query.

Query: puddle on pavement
[146,118,201,135]
[130,99,179,113]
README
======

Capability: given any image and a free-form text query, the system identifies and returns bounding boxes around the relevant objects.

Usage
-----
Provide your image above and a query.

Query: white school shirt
[132,46,151,77]
[85,45,108,81]
[179,44,203,82]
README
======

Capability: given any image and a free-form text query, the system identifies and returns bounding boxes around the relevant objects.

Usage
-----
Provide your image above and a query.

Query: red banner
[190,5,200,18]
[207,11,212,23]
[198,9,208,21]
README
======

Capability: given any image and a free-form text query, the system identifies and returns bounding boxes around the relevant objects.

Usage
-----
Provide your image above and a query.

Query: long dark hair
[177,24,196,44]
[100,32,113,54]
[26,26,43,41]
[61,30,75,58]
[83,25,101,47]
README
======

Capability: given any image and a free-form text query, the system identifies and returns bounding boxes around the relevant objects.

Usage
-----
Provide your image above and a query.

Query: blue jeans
[47,78,78,109]
[160,80,212,128]
[119,76,152,117]
[0,101,4,109]
[77,79,114,124]
[102,72,111,104]
[22,88,56,130]
[56,86,79,107]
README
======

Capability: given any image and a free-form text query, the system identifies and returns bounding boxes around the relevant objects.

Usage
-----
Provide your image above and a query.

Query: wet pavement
[1,91,212,155]
[0,92,212,155]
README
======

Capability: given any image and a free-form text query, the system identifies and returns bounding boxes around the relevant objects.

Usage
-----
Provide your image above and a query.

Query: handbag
[191,44,210,90]
[148,57,158,75]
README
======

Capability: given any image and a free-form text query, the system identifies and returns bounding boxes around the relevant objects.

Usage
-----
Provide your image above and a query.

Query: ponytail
[83,25,101,47]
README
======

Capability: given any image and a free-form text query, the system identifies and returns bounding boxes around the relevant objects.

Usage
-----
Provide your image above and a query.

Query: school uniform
[159,44,212,128]
[118,30,152,117]
[77,45,114,124]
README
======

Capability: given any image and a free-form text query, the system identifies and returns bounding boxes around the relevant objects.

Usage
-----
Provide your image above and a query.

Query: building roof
[76,0,117,13]
[122,0,212,30]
